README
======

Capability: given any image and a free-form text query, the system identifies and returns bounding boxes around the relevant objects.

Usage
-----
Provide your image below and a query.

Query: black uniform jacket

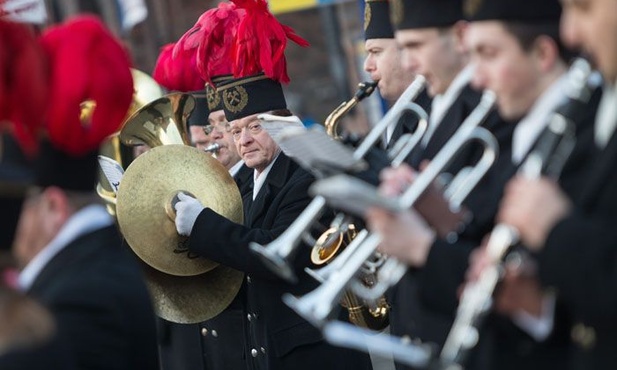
[27,225,159,370]
[158,164,253,370]
[537,88,617,369]
[189,153,372,370]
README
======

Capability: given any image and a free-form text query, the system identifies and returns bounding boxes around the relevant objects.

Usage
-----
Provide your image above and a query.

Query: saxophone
[313,81,390,330]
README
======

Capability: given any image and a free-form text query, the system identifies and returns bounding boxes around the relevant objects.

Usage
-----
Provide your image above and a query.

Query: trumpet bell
[249,242,296,283]
[116,144,243,277]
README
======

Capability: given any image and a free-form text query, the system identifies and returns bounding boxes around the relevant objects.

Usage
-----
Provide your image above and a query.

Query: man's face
[364,38,415,102]
[189,125,212,152]
[229,113,280,173]
[206,110,242,170]
[466,21,545,120]
[12,190,54,269]
[395,27,465,97]
[561,0,617,82]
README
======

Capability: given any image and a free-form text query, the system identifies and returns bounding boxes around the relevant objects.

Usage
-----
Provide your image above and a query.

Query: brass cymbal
[141,261,243,324]
[116,144,243,276]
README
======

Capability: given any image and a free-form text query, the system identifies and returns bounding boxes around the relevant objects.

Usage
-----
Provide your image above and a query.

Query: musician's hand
[366,207,435,267]
[378,164,417,197]
[174,192,205,236]
[495,267,544,318]
[465,237,490,284]
[498,176,572,251]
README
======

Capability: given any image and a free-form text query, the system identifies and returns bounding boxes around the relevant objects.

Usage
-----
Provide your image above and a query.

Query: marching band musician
[369,0,602,368]
[173,1,373,369]
[10,16,159,370]
[153,8,249,367]
[492,0,617,367]
[156,3,252,370]
[363,0,432,149]
[364,1,511,366]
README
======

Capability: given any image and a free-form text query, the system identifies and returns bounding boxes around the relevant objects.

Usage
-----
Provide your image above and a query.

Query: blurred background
[25,0,385,134]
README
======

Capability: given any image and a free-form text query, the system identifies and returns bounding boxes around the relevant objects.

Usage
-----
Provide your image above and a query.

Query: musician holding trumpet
[486,0,617,368]
[361,1,511,366]
[366,0,603,369]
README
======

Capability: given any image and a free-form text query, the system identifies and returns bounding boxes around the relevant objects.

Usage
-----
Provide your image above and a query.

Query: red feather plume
[230,0,309,84]
[0,19,48,156]
[174,2,245,85]
[39,15,134,156]
[153,42,204,92]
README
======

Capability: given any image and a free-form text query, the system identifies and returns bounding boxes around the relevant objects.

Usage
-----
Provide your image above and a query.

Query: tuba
[95,69,166,215]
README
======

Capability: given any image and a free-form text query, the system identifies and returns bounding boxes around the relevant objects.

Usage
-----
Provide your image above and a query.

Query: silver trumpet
[204,143,220,154]
[440,58,592,367]
[353,123,499,301]
[249,75,428,282]
[284,90,498,327]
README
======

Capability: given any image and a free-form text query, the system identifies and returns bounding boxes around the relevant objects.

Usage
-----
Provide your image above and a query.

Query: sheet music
[259,114,306,142]
[276,128,367,174]
[97,155,124,193]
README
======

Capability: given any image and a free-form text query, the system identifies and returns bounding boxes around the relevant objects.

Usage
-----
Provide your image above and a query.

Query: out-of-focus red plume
[0,19,48,156]
[40,15,134,156]
[175,2,245,85]
[230,0,309,83]
[153,42,204,91]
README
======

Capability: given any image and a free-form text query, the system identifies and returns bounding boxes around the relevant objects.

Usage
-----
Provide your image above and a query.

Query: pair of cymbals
[117,145,244,323]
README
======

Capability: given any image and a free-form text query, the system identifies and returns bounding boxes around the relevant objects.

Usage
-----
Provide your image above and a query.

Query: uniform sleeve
[187,174,316,280]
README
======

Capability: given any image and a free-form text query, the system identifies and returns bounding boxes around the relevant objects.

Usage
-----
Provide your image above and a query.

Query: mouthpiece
[204,143,220,154]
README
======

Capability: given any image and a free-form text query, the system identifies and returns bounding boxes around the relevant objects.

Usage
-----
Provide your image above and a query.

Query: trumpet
[204,143,220,154]
[249,75,428,283]
[282,90,498,327]
[440,58,593,367]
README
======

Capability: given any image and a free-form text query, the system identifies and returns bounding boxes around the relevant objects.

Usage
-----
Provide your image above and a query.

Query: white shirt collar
[18,204,113,291]
[511,74,570,164]
[422,64,475,146]
[229,160,245,177]
[594,80,617,148]
[253,151,281,200]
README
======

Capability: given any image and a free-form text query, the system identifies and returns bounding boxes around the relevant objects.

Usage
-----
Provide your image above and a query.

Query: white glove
[174,192,205,236]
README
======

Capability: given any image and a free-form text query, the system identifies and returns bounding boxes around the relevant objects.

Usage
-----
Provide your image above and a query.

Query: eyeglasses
[230,122,263,140]
[203,121,231,135]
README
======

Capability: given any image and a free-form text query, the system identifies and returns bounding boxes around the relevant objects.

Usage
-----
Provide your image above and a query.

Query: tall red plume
[40,15,134,156]
[0,19,48,156]
[174,2,245,85]
[230,0,309,83]
[153,42,204,92]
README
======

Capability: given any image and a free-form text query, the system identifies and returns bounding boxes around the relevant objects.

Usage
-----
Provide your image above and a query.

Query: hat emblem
[390,0,403,26]
[206,85,221,111]
[223,86,249,114]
